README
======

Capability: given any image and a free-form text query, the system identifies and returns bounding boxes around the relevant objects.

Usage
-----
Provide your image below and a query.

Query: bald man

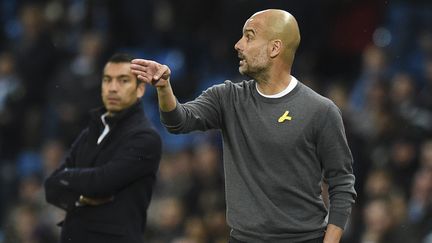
[131,9,356,243]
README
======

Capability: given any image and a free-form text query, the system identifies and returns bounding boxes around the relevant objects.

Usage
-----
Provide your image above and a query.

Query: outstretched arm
[131,58,224,133]
[131,59,176,112]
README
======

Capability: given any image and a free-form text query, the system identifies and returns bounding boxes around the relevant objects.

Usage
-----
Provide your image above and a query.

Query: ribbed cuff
[160,102,183,127]
[328,211,350,229]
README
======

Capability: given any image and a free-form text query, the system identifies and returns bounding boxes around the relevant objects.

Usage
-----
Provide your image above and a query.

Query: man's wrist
[324,224,343,243]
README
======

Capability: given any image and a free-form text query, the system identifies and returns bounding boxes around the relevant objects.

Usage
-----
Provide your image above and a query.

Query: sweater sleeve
[160,83,225,133]
[316,103,356,229]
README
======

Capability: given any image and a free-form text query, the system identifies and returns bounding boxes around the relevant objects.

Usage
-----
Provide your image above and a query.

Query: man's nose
[234,39,242,51]
[108,80,119,92]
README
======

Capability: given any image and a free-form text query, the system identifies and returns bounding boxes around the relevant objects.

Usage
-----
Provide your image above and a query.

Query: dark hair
[105,53,142,84]
[107,53,134,63]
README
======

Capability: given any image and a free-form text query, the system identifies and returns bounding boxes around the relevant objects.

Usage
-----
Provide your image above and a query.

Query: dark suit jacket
[44,101,162,243]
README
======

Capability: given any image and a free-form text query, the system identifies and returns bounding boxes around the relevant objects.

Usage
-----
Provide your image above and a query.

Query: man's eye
[121,79,129,83]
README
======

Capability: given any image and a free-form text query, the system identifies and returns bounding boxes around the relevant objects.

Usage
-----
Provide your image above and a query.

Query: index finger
[131,59,151,65]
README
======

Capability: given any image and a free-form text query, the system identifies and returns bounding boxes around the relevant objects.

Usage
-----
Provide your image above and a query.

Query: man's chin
[238,68,252,79]
[105,105,121,113]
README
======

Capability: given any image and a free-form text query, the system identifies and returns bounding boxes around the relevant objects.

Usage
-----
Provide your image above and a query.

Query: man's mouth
[238,55,245,66]
[107,97,120,103]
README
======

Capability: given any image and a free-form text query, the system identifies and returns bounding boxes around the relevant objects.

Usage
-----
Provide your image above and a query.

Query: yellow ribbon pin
[278,111,292,123]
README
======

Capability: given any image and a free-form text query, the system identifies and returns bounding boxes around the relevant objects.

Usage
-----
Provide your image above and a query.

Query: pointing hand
[131,59,171,88]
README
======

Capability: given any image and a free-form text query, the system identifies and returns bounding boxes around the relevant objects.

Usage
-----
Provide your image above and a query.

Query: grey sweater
[161,79,356,242]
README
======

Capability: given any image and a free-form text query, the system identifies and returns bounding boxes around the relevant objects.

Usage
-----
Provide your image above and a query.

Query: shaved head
[234,9,301,83]
[247,9,300,63]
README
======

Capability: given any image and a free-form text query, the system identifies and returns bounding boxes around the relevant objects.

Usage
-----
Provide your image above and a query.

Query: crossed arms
[44,130,161,211]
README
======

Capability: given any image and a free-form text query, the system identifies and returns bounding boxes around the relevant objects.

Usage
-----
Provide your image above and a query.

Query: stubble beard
[238,50,269,81]
[239,62,268,82]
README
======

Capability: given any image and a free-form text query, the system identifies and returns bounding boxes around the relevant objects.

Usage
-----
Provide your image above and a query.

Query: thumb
[153,65,171,80]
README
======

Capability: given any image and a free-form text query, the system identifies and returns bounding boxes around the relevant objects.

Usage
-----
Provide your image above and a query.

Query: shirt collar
[256,75,298,98]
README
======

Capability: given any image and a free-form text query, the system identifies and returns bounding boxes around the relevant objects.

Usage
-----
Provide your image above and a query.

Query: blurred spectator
[418,58,432,110]
[5,3,61,153]
[146,197,185,243]
[354,196,411,243]
[350,79,396,145]
[360,197,393,243]
[11,3,59,106]
[40,139,65,178]
[18,175,43,205]
[420,140,432,169]
[407,168,432,242]
[0,51,24,159]
[349,44,390,112]
[172,216,209,243]
[46,30,106,144]
[0,52,22,114]
[203,210,230,243]
[389,72,417,106]
[406,31,432,84]
[385,0,432,66]
[386,138,419,196]
[152,150,194,199]
[363,169,395,200]
[3,203,57,243]
[389,72,432,135]
[184,142,224,216]
[407,168,432,224]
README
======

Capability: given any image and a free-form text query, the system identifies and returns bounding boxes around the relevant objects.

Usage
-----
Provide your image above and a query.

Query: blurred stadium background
[0,0,432,242]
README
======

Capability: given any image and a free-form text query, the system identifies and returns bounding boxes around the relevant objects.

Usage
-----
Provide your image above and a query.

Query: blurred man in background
[44,53,162,243]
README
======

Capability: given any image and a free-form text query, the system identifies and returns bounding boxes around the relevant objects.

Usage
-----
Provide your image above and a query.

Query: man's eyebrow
[116,75,131,79]
[103,74,130,78]
[244,28,256,35]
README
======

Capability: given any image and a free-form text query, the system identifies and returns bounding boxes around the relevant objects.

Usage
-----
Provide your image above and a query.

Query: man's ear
[137,82,145,98]
[269,39,282,58]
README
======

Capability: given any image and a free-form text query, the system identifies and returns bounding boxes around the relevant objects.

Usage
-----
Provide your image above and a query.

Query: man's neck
[106,111,116,117]
[256,75,292,95]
